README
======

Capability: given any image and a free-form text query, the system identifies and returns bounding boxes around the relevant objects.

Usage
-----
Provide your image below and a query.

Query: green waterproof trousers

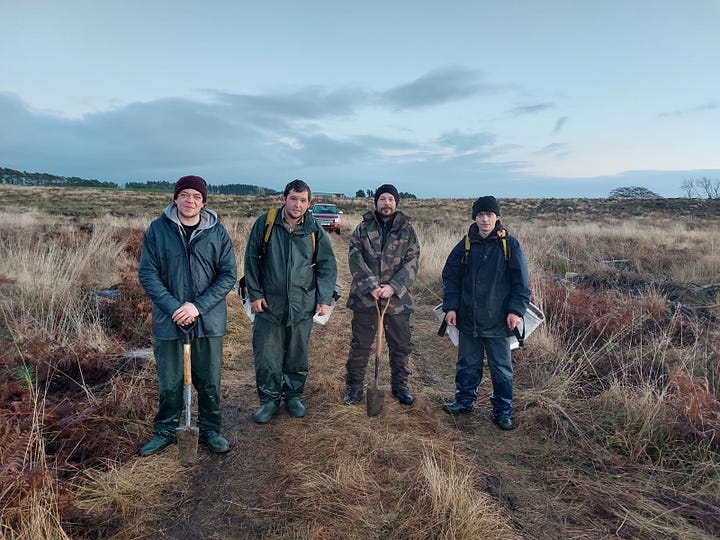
[152,336,224,438]
[252,316,313,404]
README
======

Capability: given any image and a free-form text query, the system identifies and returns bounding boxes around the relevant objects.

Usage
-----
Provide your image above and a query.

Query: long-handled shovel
[176,323,199,466]
[367,298,390,417]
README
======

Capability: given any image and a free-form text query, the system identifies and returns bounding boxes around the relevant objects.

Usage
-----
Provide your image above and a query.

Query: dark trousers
[345,311,412,390]
[455,332,513,417]
[252,316,313,404]
[153,336,224,437]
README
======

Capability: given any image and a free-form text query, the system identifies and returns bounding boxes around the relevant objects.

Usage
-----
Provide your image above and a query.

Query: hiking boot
[442,401,474,415]
[200,431,230,453]
[494,415,515,431]
[253,401,280,423]
[139,434,174,456]
[285,398,306,418]
[343,387,364,404]
[391,387,414,405]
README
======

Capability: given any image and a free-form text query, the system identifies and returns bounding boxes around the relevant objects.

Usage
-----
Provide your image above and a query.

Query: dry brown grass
[2,186,720,538]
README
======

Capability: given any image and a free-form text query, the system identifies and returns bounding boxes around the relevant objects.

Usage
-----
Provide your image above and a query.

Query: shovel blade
[367,387,385,417]
[176,425,199,466]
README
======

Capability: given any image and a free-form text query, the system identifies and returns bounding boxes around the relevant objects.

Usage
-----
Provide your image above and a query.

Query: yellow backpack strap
[498,228,510,260]
[461,234,470,265]
[263,207,280,245]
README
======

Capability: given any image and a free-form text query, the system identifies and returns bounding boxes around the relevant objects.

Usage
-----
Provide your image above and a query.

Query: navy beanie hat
[174,175,208,202]
[374,184,400,206]
[472,196,500,219]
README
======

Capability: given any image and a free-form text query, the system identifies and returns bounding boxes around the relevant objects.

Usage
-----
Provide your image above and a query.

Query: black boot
[343,387,364,404]
[392,387,414,405]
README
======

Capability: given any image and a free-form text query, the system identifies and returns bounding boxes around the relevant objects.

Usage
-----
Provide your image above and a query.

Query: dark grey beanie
[374,184,400,206]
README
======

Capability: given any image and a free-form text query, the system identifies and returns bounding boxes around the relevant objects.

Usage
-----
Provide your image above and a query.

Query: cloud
[436,130,496,153]
[507,102,555,116]
[552,116,568,135]
[210,86,370,120]
[536,142,569,158]
[657,101,720,118]
[380,67,504,110]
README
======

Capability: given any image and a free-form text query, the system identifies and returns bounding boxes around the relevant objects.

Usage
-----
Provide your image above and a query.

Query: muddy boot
[343,387,364,404]
[139,434,175,456]
[391,386,414,405]
[253,401,280,424]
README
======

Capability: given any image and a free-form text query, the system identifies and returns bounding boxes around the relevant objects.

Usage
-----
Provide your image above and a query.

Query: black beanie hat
[374,184,400,206]
[174,175,208,202]
[472,196,500,219]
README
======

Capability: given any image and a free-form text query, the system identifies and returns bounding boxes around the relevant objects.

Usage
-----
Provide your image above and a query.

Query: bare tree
[696,176,720,199]
[680,178,698,198]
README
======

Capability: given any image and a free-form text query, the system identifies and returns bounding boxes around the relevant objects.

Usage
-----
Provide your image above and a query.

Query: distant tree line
[1,167,279,196]
[355,187,417,200]
[1,167,118,188]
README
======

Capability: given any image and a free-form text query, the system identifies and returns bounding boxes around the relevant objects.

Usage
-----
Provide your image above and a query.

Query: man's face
[376,193,396,216]
[175,189,204,221]
[474,211,499,238]
[283,189,311,219]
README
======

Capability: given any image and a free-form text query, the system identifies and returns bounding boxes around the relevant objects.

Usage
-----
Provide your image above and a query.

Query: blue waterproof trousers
[454,332,513,418]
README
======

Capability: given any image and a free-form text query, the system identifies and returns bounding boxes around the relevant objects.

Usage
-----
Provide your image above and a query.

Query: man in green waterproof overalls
[138,175,237,456]
[244,179,337,423]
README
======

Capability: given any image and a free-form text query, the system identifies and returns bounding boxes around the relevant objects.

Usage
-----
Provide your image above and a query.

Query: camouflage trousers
[345,311,412,391]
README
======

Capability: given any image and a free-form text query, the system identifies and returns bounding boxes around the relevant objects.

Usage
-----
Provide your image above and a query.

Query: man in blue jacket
[441,196,531,430]
[138,175,237,455]
[244,179,337,423]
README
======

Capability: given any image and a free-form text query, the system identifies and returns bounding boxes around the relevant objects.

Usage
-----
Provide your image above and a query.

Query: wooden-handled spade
[367,298,390,417]
[176,323,199,466]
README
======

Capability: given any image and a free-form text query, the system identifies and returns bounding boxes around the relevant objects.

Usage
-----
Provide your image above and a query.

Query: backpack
[461,227,510,264]
[238,208,339,322]
[260,207,317,264]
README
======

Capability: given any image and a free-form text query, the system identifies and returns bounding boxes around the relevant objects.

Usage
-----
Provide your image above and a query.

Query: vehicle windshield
[314,205,336,213]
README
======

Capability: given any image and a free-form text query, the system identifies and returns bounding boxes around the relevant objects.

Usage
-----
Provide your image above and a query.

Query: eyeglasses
[178,192,203,202]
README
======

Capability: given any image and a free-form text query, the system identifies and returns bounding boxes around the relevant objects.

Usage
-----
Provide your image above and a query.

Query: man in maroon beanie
[138,175,237,455]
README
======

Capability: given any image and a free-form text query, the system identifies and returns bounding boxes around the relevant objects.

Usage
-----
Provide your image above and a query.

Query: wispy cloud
[507,102,555,116]
[658,101,720,118]
[536,143,569,158]
[380,67,506,110]
[436,130,496,153]
[552,116,568,135]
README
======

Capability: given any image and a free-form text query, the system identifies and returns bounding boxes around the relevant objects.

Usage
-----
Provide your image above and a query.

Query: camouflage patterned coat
[347,210,420,315]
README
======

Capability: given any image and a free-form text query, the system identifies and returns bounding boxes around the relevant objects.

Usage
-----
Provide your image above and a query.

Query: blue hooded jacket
[442,222,531,337]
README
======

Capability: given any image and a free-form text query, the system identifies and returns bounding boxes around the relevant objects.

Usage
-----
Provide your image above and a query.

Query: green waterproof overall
[152,336,224,438]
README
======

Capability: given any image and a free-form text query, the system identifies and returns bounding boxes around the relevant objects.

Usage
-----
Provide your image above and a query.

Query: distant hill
[0,167,279,196]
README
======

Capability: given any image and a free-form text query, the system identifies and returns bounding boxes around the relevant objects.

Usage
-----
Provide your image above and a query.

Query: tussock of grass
[72,453,194,538]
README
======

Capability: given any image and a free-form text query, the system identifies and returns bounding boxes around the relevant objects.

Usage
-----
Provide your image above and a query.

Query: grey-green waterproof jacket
[347,210,420,315]
[139,203,237,340]
[244,207,337,326]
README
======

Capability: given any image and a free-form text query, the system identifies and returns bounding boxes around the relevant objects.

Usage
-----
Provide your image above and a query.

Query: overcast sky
[1,1,719,198]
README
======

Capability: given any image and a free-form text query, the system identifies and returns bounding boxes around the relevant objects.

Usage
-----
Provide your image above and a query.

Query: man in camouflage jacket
[344,184,420,406]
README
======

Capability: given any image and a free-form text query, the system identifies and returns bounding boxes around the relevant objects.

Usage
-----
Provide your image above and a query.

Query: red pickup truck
[310,203,342,234]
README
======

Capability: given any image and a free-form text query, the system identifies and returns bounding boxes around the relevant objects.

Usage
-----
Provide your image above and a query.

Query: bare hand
[251,298,268,313]
[445,310,457,326]
[316,303,330,316]
[378,284,395,299]
[507,313,521,331]
[172,302,199,326]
